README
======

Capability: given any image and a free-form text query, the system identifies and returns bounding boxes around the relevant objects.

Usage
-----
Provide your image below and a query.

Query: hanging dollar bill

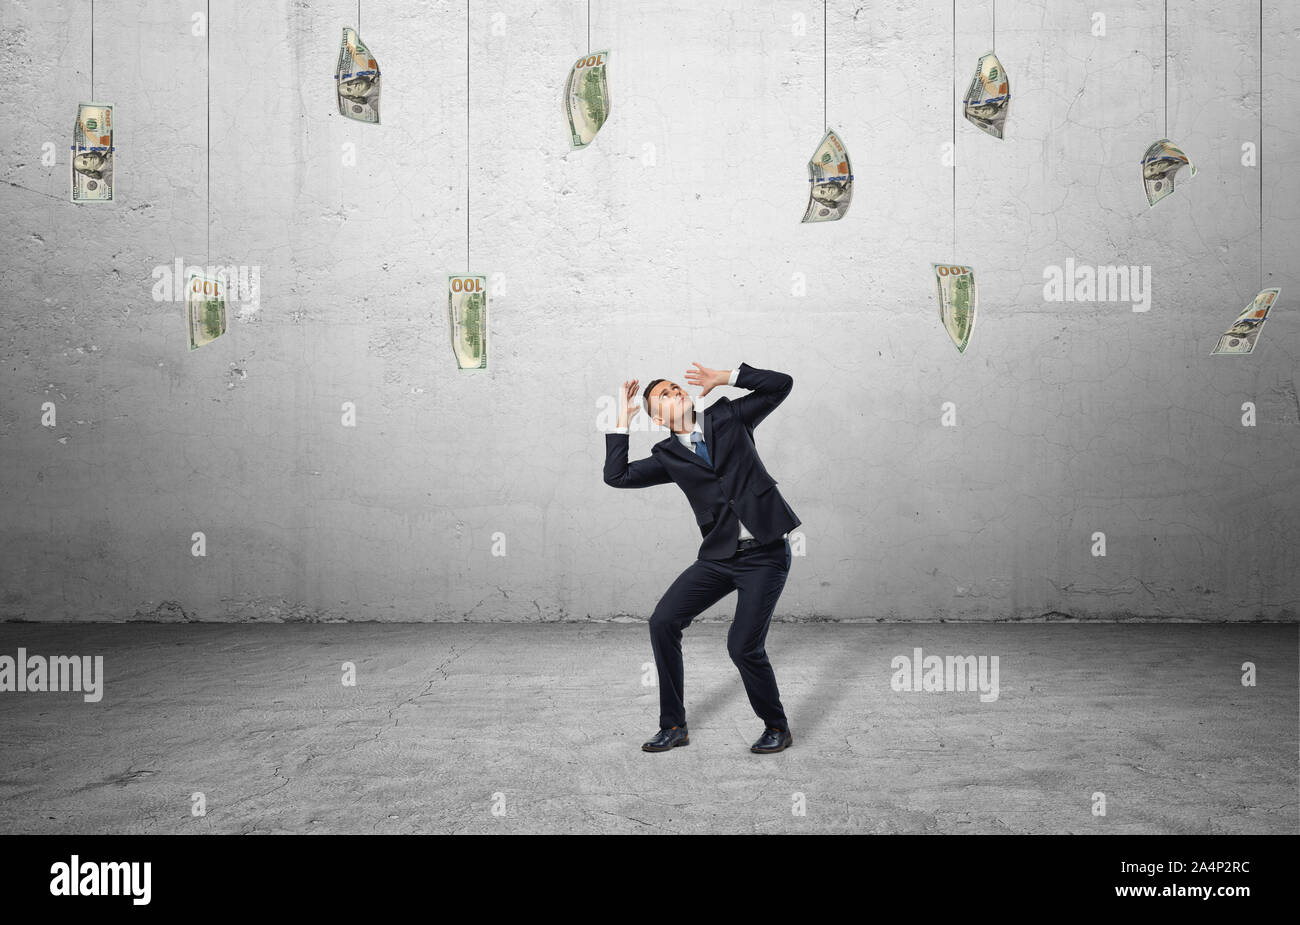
[564,50,610,149]
[1141,139,1194,206]
[71,102,114,202]
[933,264,976,354]
[963,52,1010,138]
[1211,288,1280,356]
[336,27,381,123]
[186,270,228,351]
[802,129,853,223]
[448,275,488,370]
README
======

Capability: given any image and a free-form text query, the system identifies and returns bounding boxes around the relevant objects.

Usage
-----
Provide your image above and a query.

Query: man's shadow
[678,615,740,728]
[775,625,868,738]
[684,621,865,739]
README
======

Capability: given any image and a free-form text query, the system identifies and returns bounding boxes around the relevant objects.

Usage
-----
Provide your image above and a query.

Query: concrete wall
[1,0,1297,622]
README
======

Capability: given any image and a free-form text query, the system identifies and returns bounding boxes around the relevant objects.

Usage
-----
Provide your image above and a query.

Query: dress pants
[648,536,792,730]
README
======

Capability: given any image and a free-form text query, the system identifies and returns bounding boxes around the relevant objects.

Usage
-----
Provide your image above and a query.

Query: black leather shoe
[642,725,689,752]
[750,725,793,753]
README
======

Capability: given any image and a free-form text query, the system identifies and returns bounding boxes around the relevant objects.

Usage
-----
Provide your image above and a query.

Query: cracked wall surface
[1,1,1298,622]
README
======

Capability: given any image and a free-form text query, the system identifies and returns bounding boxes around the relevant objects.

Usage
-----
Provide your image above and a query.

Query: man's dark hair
[642,378,665,415]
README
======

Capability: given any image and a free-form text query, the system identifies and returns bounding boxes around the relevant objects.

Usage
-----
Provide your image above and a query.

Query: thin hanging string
[90,0,94,97]
[206,0,210,267]
[951,0,956,260]
[1163,0,1168,137]
[466,0,470,269]
[1258,0,1263,290]
[587,0,590,53]
[992,0,995,52]
[357,0,361,34]
[823,0,827,130]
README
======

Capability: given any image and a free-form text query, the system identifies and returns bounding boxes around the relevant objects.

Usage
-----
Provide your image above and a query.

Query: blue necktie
[690,431,712,467]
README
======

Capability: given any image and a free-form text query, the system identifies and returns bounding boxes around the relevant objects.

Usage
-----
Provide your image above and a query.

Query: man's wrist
[727,367,739,386]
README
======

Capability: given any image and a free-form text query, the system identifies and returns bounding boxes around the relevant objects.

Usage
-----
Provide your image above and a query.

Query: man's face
[341,75,375,99]
[73,152,104,175]
[650,380,694,431]
[813,181,846,205]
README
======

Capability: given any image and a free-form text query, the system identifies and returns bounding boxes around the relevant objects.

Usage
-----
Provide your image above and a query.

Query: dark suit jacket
[603,362,801,560]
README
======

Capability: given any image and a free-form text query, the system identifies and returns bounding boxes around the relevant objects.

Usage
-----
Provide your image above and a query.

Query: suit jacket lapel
[660,421,713,470]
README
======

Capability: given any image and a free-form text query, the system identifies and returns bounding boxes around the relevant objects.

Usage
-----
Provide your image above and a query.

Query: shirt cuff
[728,367,739,386]
[610,426,629,434]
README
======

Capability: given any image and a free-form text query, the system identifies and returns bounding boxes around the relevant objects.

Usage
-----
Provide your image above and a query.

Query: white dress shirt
[611,368,758,540]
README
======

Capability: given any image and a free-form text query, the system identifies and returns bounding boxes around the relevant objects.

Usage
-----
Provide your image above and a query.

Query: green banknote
[186,271,227,351]
[963,52,1010,139]
[1211,288,1279,356]
[933,264,976,354]
[448,275,488,370]
[802,129,853,223]
[336,27,381,123]
[1142,139,1195,206]
[71,102,114,202]
[564,50,610,149]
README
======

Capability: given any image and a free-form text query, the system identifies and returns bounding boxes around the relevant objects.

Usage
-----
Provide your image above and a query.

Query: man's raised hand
[685,362,728,398]
[619,379,642,427]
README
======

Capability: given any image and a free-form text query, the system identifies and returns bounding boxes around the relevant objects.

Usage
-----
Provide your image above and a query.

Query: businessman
[603,362,801,754]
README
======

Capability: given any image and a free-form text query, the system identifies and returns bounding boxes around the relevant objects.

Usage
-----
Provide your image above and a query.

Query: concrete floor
[0,623,1294,834]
